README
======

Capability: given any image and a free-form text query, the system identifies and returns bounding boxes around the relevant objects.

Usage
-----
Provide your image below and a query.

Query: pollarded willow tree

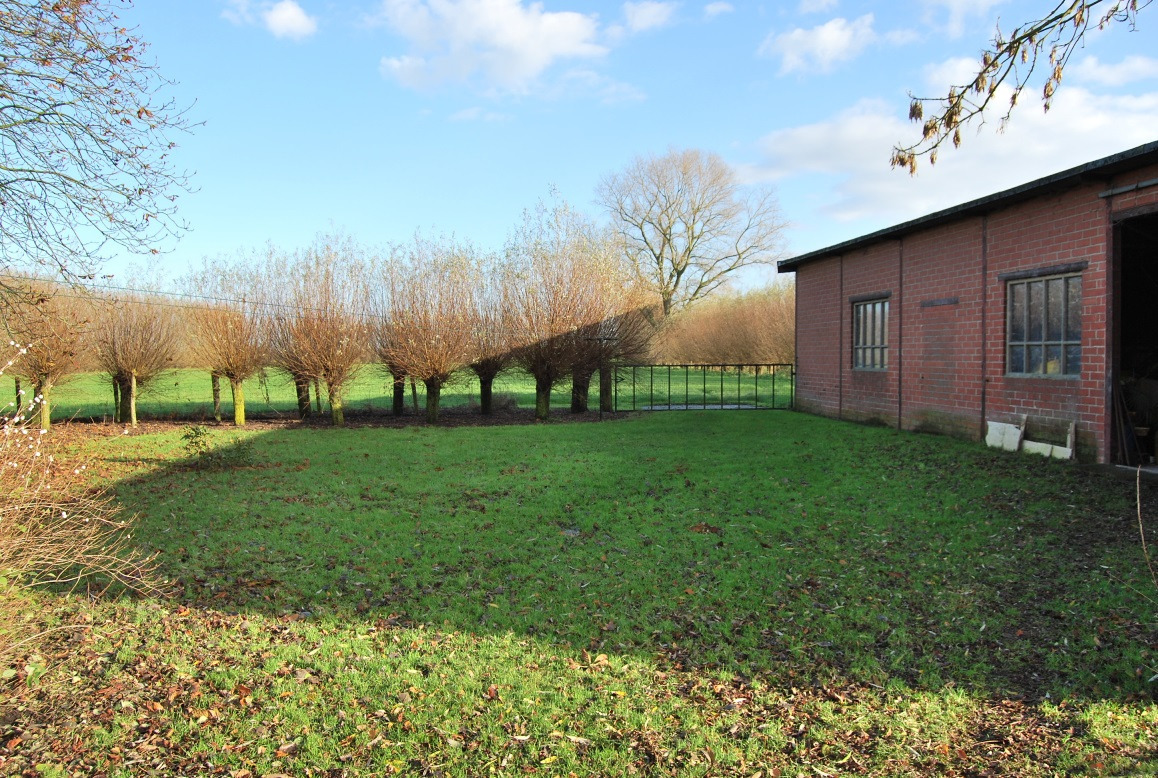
[468,255,516,415]
[893,0,1150,171]
[598,148,787,318]
[90,293,181,427]
[6,283,90,430]
[566,236,655,413]
[506,197,617,421]
[266,236,371,428]
[0,0,193,285]
[367,250,410,418]
[185,262,268,427]
[378,235,478,424]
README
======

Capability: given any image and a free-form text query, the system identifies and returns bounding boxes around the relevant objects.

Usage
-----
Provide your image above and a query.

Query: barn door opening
[1116,213,1158,464]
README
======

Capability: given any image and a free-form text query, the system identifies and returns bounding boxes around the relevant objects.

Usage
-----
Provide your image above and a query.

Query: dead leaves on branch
[894,0,1151,172]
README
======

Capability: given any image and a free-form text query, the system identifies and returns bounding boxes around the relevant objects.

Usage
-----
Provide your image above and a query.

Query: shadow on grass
[106,412,1156,707]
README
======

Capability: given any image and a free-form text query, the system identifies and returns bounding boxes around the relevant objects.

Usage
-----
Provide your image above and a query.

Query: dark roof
[777,139,1158,272]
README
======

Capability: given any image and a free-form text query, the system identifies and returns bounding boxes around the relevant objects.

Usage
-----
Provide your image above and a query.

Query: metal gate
[613,364,794,412]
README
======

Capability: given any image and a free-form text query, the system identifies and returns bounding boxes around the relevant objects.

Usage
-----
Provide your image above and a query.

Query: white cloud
[559,69,647,104]
[704,2,733,19]
[623,1,678,32]
[222,0,318,40]
[797,0,838,13]
[263,1,317,40]
[921,0,1007,39]
[759,15,877,75]
[222,0,253,26]
[373,0,606,93]
[922,56,982,91]
[450,106,512,122]
[884,28,921,46]
[1071,55,1158,87]
[747,86,1158,254]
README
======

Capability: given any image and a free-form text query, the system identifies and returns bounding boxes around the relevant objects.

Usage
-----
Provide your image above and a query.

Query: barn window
[853,299,889,370]
[1006,273,1081,376]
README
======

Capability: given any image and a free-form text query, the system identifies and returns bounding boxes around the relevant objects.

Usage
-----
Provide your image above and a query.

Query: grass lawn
[0,363,794,423]
[1,411,1156,776]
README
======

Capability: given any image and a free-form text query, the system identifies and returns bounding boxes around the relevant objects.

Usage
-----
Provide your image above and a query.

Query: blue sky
[118,1,1158,287]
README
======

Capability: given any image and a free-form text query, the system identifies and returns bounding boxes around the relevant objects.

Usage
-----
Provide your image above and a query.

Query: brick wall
[981,183,1110,459]
[840,242,901,425]
[795,256,842,417]
[791,158,1158,463]
[899,219,985,440]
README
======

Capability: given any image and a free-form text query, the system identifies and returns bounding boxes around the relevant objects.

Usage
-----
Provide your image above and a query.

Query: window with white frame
[1006,273,1081,376]
[853,298,889,370]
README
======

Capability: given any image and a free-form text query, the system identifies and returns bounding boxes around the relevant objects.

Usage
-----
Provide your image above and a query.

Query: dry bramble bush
[653,283,795,365]
[0,346,158,674]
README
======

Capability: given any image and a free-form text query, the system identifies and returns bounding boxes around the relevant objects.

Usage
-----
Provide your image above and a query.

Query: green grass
[2,367,582,422]
[1,363,794,422]
[3,412,1156,776]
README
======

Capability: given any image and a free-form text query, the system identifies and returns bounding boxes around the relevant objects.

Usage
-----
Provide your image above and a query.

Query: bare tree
[266,236,371,427]
[566,239,656,413]
[468,255,516,415]
[598,148,786,317]
[6,282,90,430]
[90,293,180,427]
[893,1,1150,171]
[507,197,613,421]
[368,248,410,418]
[0,0,193,283]
[378,236,477,423]
[184,263,268,426]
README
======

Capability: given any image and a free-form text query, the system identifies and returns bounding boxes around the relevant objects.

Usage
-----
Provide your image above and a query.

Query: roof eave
[777,140,1158,273]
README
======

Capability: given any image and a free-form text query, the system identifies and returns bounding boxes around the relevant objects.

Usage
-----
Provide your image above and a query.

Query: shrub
[181,424,252,469]
[653,282,795,364]
[0,359,158,674]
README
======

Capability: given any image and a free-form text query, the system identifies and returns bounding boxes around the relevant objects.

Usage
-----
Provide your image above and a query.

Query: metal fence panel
[613,364,795,412]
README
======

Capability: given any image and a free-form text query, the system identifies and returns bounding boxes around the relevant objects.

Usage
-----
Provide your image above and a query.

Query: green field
[2,412,1156,775]
[1,363,794,422]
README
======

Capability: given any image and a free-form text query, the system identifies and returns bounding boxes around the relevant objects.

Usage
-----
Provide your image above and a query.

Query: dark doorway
[1117,213,1158,463]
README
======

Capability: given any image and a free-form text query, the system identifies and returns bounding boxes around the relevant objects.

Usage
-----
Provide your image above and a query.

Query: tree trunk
[478,375,494,415]
[294,374,312,419]
[534,374,552,421]
[211,372,222,422]
[229,377,246,426]
[410,377,419,413]
[424,378,442,423]
[391,371,406,416]
[328,383,345,428]
[571,367,593,413]
[116,375,132,425]
[13,377,21,415]
[34,379,51,431]
[108,375,118,421]
[129,373,138,427]
[599,363,614,413]
[313,378,323,413]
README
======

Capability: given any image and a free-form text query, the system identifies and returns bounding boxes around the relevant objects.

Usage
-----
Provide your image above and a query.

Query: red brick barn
[778,141,1158,464]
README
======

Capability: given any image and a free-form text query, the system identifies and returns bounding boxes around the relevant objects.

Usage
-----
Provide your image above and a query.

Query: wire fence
[613,364,794,412]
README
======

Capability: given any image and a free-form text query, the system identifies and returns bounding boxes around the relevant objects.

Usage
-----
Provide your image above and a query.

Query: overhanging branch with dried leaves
[893,0,1150,172]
